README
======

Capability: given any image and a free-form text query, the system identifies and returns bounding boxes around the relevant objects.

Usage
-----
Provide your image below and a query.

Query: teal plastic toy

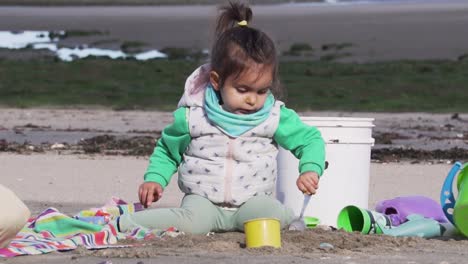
[440,162,468,237]
[377,214,457,238]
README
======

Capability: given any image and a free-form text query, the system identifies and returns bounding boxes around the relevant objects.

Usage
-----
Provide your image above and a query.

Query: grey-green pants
[118,194,294,234]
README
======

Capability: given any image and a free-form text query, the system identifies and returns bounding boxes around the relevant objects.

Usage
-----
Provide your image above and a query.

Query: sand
[1,108,467,263]
[1,157,463,264]
[0,153,454,215]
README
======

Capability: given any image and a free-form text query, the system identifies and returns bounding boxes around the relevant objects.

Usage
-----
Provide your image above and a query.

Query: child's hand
[296,171,319,195]
[139,182,164,208]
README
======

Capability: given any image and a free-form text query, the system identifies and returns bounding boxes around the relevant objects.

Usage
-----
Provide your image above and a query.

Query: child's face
[210,64,273,115]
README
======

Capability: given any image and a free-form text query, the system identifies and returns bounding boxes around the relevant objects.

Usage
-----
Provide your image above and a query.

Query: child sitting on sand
[116,1,325,234]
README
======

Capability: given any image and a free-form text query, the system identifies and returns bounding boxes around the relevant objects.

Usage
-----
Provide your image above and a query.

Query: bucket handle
[440,161,463,225]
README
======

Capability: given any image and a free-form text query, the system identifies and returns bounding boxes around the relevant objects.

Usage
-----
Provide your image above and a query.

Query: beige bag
[0,184,30,248]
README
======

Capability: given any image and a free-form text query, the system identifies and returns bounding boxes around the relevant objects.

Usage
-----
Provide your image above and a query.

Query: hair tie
[237,20,248,27]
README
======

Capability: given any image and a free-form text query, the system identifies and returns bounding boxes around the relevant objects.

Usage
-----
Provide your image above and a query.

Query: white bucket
[276,117,375,227]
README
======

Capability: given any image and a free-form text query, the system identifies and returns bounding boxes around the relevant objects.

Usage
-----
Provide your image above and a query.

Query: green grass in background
[282,60,468,112]
[0,59,197,110]
[0,58,467,112]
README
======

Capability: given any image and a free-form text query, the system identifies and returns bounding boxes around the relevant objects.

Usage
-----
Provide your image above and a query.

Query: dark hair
[211,1,282,99]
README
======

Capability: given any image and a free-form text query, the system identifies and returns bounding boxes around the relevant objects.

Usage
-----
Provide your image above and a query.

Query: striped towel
[0,200,181,258]
[0,208,120,258]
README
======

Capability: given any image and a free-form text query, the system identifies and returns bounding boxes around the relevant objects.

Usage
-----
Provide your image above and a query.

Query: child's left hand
[296,171,319,195]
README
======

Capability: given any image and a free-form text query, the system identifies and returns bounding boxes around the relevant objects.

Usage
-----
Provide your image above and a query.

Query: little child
[117,1,325,234]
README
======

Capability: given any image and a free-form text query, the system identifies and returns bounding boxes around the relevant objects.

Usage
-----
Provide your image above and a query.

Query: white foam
[134,50,167,60]
[56,47,127,62]
[0,31,51,49]
[32,43,58,52]
[0,30,170,62]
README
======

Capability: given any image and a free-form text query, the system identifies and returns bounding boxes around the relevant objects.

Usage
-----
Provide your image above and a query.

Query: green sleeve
[274,106,326,176]
[144,107,191,188]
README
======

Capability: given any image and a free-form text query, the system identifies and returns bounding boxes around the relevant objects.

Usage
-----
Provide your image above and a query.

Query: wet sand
[1,108,467,153]
[1,1,468,61]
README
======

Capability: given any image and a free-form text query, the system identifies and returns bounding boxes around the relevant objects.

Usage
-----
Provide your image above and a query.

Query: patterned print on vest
[177,101,283,206]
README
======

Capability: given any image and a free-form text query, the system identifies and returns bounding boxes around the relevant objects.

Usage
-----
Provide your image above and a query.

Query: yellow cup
[243,218,281,248]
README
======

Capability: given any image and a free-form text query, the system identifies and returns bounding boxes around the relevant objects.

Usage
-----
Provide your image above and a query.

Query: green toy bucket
[337,205,393,234]
[455,164,468,236]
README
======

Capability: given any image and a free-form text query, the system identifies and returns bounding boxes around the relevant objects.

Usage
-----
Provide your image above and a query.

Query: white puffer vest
[177,64,283,207]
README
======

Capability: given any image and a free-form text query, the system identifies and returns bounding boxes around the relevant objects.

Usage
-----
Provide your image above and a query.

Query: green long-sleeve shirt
[144,105,325,188]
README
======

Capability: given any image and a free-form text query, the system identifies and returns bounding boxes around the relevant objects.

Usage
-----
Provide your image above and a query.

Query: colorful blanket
[0,198,181,258]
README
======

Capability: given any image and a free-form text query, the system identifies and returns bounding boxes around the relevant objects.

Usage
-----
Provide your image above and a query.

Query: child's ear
[209,71,220,91]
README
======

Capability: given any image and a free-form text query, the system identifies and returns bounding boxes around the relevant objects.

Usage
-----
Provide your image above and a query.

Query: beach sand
[1,109,467,263]
[1,155,463,264]
[0,153,453,216]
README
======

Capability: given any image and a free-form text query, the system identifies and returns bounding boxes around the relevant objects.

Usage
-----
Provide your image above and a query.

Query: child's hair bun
[215,1,253,38]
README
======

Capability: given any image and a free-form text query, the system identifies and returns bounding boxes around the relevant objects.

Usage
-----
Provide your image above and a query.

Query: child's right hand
[296,171,319,195]
[138,182,164,208]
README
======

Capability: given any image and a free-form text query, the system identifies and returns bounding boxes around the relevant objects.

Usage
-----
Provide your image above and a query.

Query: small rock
[444,124,454,130]
[316,225,333,231]
[51,143,66,149]
[0,139,7,151]
[319,242,334,251]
